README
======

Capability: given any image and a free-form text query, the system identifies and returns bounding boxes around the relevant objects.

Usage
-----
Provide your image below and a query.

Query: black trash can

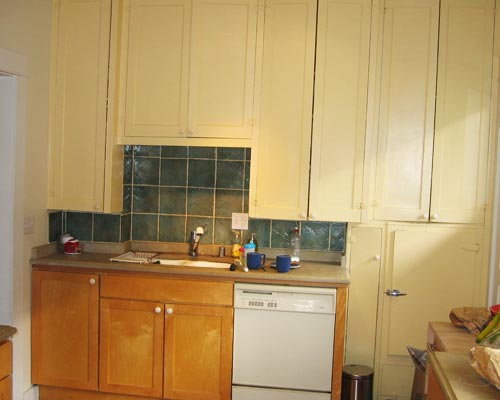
[341,364,374,400]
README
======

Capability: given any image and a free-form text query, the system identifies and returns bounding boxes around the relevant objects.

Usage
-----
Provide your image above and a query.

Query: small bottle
[231,231,241,258]
[290,227,300,267]
[239,246,247,268]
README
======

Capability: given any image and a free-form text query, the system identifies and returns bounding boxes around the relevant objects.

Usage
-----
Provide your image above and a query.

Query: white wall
[0,1,51,398]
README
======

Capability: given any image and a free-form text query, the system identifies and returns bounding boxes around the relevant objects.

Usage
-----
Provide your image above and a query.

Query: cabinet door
[188,0,258,139]
[431,0,494,224]
[120,0,191,139]
[373,0,438,222]
[249,0,316,220]
[309,0,372,222]
[376,225,484,399]
[31,270,99,390]
[99,299,164,397]
[48,0,111,212]
[0,376,11,400]
[345,226,382,368]
[164,304,233,400]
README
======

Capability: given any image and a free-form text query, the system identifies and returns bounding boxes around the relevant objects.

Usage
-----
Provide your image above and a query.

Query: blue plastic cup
[276,254,291,273]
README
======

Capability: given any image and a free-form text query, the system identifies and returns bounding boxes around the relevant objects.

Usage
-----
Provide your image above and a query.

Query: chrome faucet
[189,226,205,256]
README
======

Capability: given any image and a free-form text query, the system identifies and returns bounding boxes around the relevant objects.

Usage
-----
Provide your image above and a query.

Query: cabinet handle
[154,307,162,314]
[309,213,316,220]
[421,213,429,220]
[89,278,96,285]
[430,213,438,221]
[385,289,407,297]
[373,255,380,261]
[166,308,173,315]
[178,129,185,136]
[299,212,307,219]
[187,129,194,137]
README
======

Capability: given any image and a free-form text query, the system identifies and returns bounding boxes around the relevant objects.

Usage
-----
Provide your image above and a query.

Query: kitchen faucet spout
[189,225,205,256]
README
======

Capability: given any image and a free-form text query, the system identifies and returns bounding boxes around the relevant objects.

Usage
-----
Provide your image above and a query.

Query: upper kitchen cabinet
[48,0,123,213]
[431,0,495,224]
[250,0,373,221]
[116,0,260,147]
[249,0,317,220]
[309,0,373,222]
[373,0,495,224]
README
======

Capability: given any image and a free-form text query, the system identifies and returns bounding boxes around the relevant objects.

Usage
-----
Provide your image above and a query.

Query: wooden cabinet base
[39,386,160,400]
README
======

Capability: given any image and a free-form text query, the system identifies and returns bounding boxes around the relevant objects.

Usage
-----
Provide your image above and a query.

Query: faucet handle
[195,226,205,235]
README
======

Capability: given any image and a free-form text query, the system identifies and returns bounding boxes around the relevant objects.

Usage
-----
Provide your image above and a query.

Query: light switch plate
[24,216,35,235]
[231,213,248,230]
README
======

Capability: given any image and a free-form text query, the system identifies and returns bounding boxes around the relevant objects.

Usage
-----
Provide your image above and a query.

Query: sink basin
[155,259,231,269]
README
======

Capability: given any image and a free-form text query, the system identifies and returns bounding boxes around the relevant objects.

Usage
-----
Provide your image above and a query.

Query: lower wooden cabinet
[31,270,99,390]
[0,341,13,400]
[33,268,234,400]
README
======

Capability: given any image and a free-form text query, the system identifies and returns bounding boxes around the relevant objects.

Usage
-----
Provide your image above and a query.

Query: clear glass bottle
[290,227,300,266]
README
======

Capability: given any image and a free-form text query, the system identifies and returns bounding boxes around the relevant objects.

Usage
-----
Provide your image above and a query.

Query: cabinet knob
[178,129,185,136]
[89,278,96,285]
[421,213,429,220]
[299,212,307,219]
[154,307,162,314]
[166,308,173,315]
[187,129,194,137]
[431,213,438,221]
[373,255,380,261]
[309,213,316,220]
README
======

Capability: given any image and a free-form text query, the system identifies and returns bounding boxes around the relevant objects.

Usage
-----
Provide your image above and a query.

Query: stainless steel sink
[155,259,231,269]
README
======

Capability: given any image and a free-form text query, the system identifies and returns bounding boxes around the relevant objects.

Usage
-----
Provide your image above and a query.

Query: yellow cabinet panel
[189,0,257,139]
[373,0,438,222]
[48,0,118,212]
[249,0,316,220]
[122,0,191,138]
[345,226,382,368]
[431,0,494,224]
[309,0,372,222]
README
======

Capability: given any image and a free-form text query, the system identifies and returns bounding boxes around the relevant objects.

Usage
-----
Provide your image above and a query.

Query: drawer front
[101,274,233,306]
[0,341,12,379]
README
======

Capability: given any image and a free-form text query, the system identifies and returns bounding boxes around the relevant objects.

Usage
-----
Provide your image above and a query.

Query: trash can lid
[342,364,374,380]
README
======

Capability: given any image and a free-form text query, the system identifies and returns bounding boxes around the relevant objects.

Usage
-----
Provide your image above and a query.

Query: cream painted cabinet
[308,0,373,222]
[345,225,382,368]
[376,224,485,399]
[48,0,123,213]
[250,0,372,221]
[117,0,259,147]
[249,0,316,220]
[373,0,494,224]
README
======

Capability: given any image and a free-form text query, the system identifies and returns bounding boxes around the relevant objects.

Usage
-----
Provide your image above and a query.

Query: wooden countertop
[0,325,17,341]
[428,321,500,399]
[31,249,349,287]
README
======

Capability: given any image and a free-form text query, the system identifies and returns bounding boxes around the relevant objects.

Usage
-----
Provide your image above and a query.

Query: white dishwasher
[232,283,336,400]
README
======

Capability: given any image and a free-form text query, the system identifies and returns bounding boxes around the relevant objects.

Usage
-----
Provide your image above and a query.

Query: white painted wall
[0,1,51,398]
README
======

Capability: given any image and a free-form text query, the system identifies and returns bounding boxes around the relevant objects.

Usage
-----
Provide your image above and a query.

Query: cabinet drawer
[0,341,12,379]
[101,274,233,306]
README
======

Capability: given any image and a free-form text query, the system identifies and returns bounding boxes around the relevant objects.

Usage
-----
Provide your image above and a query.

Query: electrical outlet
[24,216,35,234]
[231,213,249,230]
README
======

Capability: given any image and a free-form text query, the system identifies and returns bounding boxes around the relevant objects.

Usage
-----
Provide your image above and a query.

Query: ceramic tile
[270,220,298,249]
[215,189,243,217]
[186,216,214,244]
[215,218,233,244]
[48,212,63,243]
[160,158,188,186]
[66,212,93,241]
[93,214,121,243]
[159,215,186,242]
[216,161,244,189]
[244,161,250,189]
[189,147,216,159]
[132,214,158,241]
[123,156,133,184]
[301,222,329,250]
[122,185,132,214]
[217,148,245,160]
[245,148,251,160]
[134,145,161,157]
[244,219,271,248]
[187,188,214,216]
[160,187,187,214]
[133,186,159,213]
[243,191,249,213]
[188,159,216,187]
[330,222,347,252]
[124,145,133,156]
[134,157,160,185]
[162,146,188,158]
[121,214,131,242]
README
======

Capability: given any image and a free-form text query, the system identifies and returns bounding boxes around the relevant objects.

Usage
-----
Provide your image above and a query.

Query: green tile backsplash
[48,146,346,252]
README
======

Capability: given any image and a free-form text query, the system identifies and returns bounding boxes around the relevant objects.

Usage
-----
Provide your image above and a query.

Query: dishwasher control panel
[234,283,336,314]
